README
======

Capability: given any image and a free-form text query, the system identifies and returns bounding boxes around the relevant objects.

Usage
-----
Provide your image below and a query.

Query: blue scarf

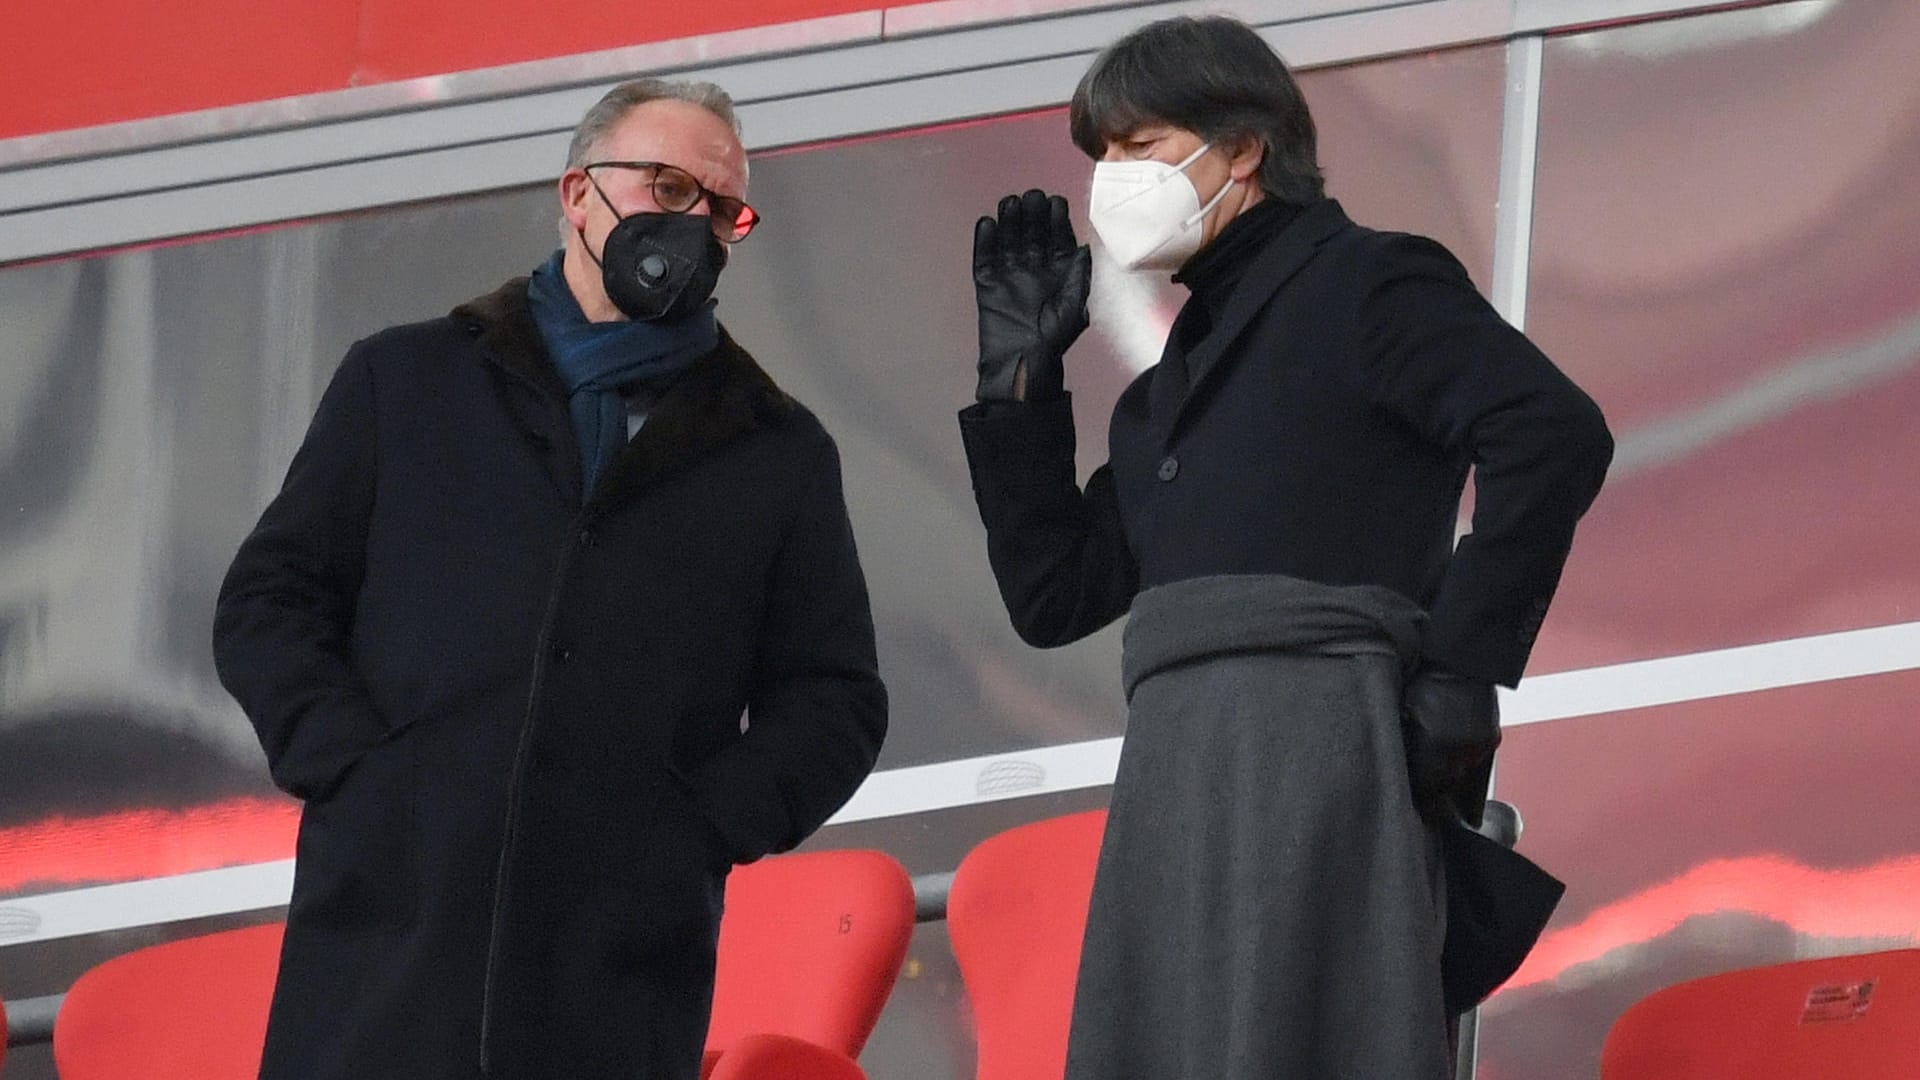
[526,251,720,497]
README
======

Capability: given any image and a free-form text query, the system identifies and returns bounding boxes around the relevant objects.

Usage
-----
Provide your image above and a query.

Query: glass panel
[1524,0,1920,675]
[1488,667,1920,1077]
[1495,2,1920,1076]
[0,190,567,902]
[1306,42,1504,293]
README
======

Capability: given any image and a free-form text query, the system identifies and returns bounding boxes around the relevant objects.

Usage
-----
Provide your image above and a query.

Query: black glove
[1403,667,1501,824]
[972,188,1092,402]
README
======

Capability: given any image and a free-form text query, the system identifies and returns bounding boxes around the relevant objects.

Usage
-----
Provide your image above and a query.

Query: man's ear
[1227,135,1266,184]
[559,169,593,232]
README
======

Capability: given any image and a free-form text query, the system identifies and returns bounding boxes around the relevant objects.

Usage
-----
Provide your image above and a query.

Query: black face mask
[581,197,727,323]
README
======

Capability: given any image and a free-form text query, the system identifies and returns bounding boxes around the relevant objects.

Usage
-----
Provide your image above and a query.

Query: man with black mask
[213,78,887,1080]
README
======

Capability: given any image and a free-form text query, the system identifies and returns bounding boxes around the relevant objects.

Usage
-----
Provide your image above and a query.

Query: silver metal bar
[0,0,1479,211]
[912,871,957,922]
[3,993,58,1049]
[1469,36,1541,1075]
[0,862,295,951]
[1490,33,1544,329]
[0,0,1781,266]
[1509,0,1778,35]
[0,1,1414,172]
[1453,794,1523,1080]
[0,0,1765,175]
[1453,1006,1483,1080]
[6,614,1917,953]
[6,610,1916,954]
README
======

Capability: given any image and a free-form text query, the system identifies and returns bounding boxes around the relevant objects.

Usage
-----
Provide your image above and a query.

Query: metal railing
[4,802,1522,1078]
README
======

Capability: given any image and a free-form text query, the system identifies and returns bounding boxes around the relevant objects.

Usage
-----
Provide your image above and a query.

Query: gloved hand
[972,188,1092,402]
[1403,667,1501,824]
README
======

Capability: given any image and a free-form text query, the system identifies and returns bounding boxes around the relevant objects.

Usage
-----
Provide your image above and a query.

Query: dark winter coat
[213,277,887,1080]
[958,198,1610,1033]
[960,198,1613,685]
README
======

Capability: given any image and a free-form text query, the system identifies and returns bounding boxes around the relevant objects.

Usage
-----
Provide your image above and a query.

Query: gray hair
[558,78,742,242]
[566,77,741,169]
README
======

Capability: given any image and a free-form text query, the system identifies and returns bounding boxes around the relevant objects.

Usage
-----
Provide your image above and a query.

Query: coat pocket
[605,773,729,965]
[286,728,419,933]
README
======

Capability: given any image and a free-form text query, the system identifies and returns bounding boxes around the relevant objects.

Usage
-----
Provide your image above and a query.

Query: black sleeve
[682,430,887,863]
[957,395,1140,648]
[1357,235,1614,686]
[212,348,391,799]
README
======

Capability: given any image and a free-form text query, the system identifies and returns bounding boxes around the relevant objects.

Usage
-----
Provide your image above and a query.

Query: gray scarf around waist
[1121,573,1427,701]
[1115,571,1563,1019]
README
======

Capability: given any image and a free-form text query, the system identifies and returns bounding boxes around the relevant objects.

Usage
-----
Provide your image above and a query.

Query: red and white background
[2,1,1916,1077]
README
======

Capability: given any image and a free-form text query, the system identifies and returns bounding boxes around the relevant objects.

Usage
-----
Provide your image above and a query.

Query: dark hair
[1069,15,1324,205]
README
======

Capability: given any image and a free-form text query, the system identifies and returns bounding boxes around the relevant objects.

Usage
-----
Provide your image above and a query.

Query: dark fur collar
[452,277,796,515]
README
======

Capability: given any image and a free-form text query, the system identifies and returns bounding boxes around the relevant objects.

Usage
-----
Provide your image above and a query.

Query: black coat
[960,199,1608,1022]
[960,199,1613,685]
[213,278,887,1080]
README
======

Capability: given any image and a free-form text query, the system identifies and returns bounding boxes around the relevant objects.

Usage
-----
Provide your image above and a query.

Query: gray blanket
[1066,573,1452,1079]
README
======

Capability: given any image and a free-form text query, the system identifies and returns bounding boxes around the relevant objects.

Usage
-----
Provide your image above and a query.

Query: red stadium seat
[705,1031,867,1080]
[702,848,917,1080]
[49,853,912,1080]
[1601,948,1920,1078]
[947,810,1108,1080]
[53,922,284,1079]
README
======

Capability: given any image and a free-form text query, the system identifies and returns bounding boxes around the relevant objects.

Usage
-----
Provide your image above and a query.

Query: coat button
[578,529,596,549]
[1157,456,1180,482]
[551,643,573,663]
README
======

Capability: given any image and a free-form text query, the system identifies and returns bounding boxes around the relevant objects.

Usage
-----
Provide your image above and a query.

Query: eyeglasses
[583,160,761,242]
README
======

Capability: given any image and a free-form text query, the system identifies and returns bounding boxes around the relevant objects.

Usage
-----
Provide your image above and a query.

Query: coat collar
[1149,198,1353,443]
[452,277,795,516]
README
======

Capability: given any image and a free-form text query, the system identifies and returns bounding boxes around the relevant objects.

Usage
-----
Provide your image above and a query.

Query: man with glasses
[214,78,887,1080]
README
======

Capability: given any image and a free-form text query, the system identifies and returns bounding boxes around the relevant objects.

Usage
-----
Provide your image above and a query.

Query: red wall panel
[0,0,885,141]
[355,0,883,83]
[0,0,359,139]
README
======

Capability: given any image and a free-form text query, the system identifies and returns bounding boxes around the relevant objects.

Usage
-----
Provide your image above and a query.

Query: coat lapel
[455,278,585,503]
[1151,200,1354,444]
[586,329,792,518]
[1145,306,1203,436]
[452,279,793,516]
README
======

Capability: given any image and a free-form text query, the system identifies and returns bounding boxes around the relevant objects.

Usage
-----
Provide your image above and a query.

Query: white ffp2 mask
[1087,143,1237,272]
